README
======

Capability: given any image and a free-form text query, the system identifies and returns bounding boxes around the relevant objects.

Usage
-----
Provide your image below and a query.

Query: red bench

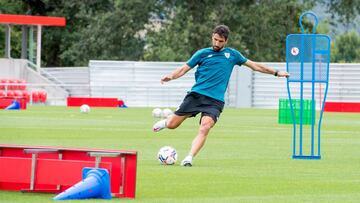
[0,144,137,198]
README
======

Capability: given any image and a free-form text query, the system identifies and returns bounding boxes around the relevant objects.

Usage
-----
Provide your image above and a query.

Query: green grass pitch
[0,106,360,203]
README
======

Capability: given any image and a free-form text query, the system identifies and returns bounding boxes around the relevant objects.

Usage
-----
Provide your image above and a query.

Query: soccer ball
[152,108,162,118]
[162,108,173,118]
[80,104,90,113]
[158,146,178,165]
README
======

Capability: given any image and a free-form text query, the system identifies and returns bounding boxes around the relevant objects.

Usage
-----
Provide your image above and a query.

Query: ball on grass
[80,104,90,113]
[162,108,173,118]
[152,108,162,118]
[158,146,178,165]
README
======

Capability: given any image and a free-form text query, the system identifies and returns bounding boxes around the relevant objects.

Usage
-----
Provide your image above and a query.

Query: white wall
[0,58,28,79]
[0,58,69,105]
[40,61,360,108]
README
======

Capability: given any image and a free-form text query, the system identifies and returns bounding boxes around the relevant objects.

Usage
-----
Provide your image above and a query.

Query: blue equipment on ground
[5,100,20,110]
[53,167,112,200]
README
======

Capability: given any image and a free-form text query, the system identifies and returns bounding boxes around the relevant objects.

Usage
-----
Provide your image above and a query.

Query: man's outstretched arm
[244,60,289,77]
[161,64,192,84]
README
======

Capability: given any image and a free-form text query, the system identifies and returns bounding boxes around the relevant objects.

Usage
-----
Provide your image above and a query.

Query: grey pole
[5,24,11,58]
[36,25,42,72]
[21,25,28,59]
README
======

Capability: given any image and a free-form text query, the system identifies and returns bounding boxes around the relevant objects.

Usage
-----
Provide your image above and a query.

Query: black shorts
[174,92,224,123]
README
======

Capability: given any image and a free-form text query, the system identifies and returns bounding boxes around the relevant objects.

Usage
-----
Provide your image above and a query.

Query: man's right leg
[153,114,188,132]
[181,115,215,166]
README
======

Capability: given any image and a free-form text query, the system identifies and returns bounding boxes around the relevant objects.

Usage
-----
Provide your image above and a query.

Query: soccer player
[153,25,289,166]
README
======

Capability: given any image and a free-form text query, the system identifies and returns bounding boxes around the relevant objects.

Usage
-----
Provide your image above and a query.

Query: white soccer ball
[152,108,162,118]
[80,104,90,113]
[158,146,178,165]
[162,108,173,118]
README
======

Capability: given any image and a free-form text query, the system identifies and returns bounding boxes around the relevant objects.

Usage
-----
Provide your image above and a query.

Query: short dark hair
[213,25,230,40]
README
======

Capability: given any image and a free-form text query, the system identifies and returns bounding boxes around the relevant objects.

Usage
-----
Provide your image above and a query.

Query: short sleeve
[186,50,203,68]
[234,50,248,66]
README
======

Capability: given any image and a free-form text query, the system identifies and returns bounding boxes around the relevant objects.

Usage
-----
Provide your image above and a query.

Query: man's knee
[200,117,215,132]
[200,123,212,132]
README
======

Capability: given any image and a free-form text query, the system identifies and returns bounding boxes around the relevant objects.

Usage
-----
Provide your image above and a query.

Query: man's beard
[212,46,223,52]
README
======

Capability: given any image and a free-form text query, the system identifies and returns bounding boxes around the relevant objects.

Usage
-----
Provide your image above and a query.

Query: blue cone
[53,168,111,200]
[5,100,20,110]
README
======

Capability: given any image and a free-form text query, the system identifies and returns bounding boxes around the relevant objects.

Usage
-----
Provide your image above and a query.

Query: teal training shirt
[186,47,248,102]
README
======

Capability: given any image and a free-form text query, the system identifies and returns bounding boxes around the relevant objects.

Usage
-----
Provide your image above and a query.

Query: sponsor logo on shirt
[224,53,230,58]
[207,54,213,58]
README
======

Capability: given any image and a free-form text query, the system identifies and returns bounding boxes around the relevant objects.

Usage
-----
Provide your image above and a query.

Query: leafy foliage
[0,0,359,65]
[318,0,360,25]
[0,0,26,58]
[57,0,157,66]
[144,0,314,62]
[331,31,360,62]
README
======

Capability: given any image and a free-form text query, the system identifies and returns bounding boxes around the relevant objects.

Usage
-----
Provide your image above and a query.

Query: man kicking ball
[153,25,289,166]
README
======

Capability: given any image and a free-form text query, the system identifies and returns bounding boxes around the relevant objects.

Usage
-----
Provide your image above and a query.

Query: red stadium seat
[6,90,15,98]
[0,80,4,90]
[0,90,5,97]
[13,79,17,90]
[0,79,8,90]
[38,90,47,103]
[14,90,23,98]
[8,79,15,90]
[22,90,30,102]
[32,91,39,103]
[13,79,19,90]
[18,79,26,90]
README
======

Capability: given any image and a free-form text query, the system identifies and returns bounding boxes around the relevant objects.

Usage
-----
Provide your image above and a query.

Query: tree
[318,0,360,25]
[58,0,157,66]
[239,0,315,62]
[0,0,27,58]
[30,0,119,66]
[21,0,157,66]
[144,0,226,61]
[331,31,360,63]
[2,1,358,65]
[144,0,314,62]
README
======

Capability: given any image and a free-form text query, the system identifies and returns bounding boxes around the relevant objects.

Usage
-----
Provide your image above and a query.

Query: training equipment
[286,11,330,159]
[162,108,173,118]
[152,108,162,118]
[0,144,137,198]
[278,98,315,125]
[5,100,20,110]
[80,104,90,113]
[53,168,111,200]
[158,146,178,165]
[0,98,27,109]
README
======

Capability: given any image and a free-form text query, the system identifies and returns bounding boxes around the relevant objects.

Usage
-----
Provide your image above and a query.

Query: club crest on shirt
[224,52,230,58]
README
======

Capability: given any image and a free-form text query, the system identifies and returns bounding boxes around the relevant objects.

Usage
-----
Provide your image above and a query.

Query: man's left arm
[244,60,289,77]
